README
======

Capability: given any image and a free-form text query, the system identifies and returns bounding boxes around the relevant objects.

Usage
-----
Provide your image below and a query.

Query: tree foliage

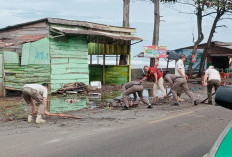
[198,0,232,76]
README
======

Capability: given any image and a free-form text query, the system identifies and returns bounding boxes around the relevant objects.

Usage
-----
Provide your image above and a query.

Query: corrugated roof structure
[0,18,142,49]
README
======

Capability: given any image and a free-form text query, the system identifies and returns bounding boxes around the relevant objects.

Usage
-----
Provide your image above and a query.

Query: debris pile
[56,82,88,94]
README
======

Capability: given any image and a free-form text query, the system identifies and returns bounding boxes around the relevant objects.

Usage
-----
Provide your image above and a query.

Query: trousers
[22,87,44,115]
[171,78,196,102]
[121,85,150,107]
[153,77,165,98]
[207,79,220,102]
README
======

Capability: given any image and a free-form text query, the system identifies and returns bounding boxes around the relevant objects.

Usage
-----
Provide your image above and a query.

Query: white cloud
[0,0,231,54]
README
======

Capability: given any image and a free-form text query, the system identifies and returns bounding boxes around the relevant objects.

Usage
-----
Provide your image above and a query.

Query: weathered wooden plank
[4,67,50,73]
[51,73,88,80]
[50,58,88,65]
[51,63,88,69]
[69,58,88,64]
[3,51,19,64]
[50,40,87,46]
[4,82,25,90]
[51,68,88,74]
[51,58,69,64]
[50,45,87,49]
[51,49,87,55]
[51,54,87,58]
[16,73,50,78]
[5,75,49,83]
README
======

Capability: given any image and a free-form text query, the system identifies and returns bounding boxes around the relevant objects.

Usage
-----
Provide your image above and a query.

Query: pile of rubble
[56,82,88,94]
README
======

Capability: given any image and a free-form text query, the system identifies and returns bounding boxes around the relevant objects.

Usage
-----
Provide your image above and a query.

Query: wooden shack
[0,18,142,96]
[174,41,232,72]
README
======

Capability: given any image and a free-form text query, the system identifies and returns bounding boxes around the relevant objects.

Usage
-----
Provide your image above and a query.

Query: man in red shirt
[140,66,166,98]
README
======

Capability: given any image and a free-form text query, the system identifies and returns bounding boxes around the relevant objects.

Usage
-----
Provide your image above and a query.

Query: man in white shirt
[203,66,221,104]
[175,54,188,101]
[22,83,48,123]
[175,54,188,79]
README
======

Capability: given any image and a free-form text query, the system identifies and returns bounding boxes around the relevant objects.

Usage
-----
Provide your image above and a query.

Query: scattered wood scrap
[45,112,83,119]
[33,111,83,119]
[56,82,88,94]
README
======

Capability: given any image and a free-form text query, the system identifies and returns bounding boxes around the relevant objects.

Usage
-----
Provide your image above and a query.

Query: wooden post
[90,54,92,65]
[0,53,4,97]
[103,53,106,85]
[116,55,118,65]
[128,46,131,82]
[166,58,169,71]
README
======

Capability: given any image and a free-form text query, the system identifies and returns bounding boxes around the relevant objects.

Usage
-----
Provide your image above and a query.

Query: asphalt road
[1,105,232,157]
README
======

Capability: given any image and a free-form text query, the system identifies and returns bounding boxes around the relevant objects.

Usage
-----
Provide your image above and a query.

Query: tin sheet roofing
[0,35,46,48]
[0,18,137,33]
[51,26,143,41]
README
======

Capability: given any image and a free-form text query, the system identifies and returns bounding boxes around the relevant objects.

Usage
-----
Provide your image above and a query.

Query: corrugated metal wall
[4,38,50,90]
[50,36,89,92]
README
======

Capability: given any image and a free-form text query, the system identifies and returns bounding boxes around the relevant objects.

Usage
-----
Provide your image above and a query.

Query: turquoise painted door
[0,53,4,97]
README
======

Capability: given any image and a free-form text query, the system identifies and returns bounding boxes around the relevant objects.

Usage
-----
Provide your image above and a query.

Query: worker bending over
[164,74,198,106]
[140,66,165,98]
[202,66,221,104]
[121,81,152,110]
[22,83,48,123]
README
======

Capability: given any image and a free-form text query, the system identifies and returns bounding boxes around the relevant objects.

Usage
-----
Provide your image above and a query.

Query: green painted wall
[50,35,89,92]
[4,64,50,90]
[22,38,50,65]
[105,66,129,84]
[89,64,129,85]
[4,38,50,90]
[48,96,87,113]
[3,51,19,64]
[89,65,103,83]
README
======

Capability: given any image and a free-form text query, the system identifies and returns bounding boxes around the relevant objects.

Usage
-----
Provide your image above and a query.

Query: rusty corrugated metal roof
[176,41,232,50]
[0,35,46,48]
[52,27,143,41]
[47,18,136,33]
[0,18,136,33]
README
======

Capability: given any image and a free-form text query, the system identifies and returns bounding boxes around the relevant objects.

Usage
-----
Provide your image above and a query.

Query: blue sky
[0,0,231,67]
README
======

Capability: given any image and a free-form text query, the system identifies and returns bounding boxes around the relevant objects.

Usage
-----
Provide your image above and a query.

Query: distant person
[154,58,159,68]
[164,74,198,106]
[202,66,221,104]
[140,66,165,98]
[229,60,232,72]
[121,81,152,110]
[175,54,188,101]
[22,83,48,123]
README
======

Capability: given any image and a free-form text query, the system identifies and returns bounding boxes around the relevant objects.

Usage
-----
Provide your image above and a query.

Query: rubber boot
[36,115,46,124]
[28,115,33,123]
